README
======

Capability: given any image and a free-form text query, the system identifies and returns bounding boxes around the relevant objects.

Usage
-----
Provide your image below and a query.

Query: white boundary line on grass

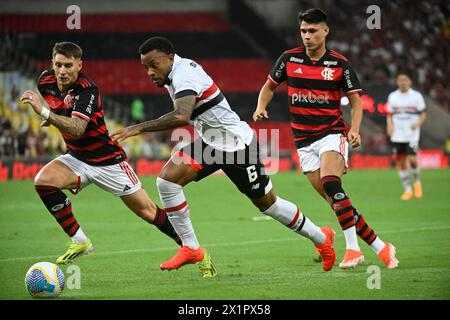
[1,225,449,263]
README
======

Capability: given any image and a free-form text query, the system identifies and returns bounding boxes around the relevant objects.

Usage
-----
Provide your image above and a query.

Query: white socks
[399,170,412,192]
[263,196,325,245]
[156,177,200,249]
[343,226,360,251]
[411,167,420,182]
[71,228,88,243]
[370,237,385,254]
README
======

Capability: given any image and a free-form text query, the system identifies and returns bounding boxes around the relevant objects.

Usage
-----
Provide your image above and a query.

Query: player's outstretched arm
[111,95,196,142]
[347,93,363,148]
[253,79,277,122]
[21,89,88,137]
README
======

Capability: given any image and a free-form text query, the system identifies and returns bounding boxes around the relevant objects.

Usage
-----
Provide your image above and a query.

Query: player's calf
[321,175,356,231]
[153,206,182,245]
[260,195,336,271]
[321,175,363,267]
[35,185,84,240]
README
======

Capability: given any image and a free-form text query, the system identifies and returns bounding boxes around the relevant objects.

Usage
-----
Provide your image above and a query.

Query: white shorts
[55,153,142,196]
[297,133,349,173]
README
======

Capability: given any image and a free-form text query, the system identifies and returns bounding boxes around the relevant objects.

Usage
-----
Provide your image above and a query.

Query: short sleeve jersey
[268,46,362,148]
[37,69,126,166]
[387,88,426,143]
[165,54,254,152]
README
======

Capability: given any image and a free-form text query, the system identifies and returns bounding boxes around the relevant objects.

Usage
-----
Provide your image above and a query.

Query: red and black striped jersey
[37,69,127,166]
[268,46,362,148]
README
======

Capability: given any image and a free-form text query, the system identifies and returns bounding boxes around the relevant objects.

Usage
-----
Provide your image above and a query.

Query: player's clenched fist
[20,90,44,115]
[347,130,361,148]
[253,108,269,122]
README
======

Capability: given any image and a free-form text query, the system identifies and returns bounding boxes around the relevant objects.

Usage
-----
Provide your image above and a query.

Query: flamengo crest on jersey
[164,54,253,152]
[387,88,426,144]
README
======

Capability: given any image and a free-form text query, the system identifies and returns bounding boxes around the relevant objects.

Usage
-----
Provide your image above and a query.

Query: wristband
[40,107,50,120]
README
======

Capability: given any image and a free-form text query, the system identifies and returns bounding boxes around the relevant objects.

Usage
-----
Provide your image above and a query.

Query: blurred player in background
[112,37,337,274]
[20,42,191,271]
[253,8,398,269]
[387,73,426,200]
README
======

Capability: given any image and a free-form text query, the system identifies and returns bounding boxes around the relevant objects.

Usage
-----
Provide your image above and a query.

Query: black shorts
[391,142,418,156]
[176,136,271,199]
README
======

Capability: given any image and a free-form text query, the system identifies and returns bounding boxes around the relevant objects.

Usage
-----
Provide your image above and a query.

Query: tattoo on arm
[48,113,88,137]
[138,95,195,132]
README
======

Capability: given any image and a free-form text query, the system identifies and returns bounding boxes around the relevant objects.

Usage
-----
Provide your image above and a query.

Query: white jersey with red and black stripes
[165,54,254,152]
[387,88,426,144]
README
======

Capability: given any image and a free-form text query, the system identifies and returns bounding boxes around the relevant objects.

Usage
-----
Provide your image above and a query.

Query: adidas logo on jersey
[293,67,303,74]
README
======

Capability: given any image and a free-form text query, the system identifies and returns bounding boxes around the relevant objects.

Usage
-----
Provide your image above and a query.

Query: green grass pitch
[1,169,449,299]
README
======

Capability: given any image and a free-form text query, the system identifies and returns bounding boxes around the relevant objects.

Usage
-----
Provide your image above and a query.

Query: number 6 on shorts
[246,165,258,183]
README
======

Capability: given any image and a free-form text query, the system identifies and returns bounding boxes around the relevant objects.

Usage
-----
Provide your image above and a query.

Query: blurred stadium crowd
[1,0,448,161]
[284,0,449,111]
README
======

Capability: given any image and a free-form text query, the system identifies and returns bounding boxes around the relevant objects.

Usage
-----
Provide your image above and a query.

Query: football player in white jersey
[112,37,337,275]
[387,73,426,200]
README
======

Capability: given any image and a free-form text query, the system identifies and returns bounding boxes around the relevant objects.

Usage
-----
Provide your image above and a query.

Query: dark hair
[138,37,175,55]
[397,71,411,78]
[52,42,83,59]
[298,8,328,24]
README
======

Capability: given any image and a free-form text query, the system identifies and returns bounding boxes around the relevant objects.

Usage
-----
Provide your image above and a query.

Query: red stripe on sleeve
[72,111,91,122]
[267,75,279,86]
[196,82,219,102]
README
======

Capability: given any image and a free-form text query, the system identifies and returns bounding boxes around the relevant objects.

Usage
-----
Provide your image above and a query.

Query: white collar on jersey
[166,54,182,86]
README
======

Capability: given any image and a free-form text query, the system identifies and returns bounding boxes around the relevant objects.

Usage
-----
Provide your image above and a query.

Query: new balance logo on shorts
[251,183,260,190]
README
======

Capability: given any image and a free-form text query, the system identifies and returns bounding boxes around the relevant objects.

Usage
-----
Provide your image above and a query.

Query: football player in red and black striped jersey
[20,42,184,267]
[254,9,398,269]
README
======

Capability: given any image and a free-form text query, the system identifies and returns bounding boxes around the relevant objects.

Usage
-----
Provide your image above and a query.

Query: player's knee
[34,169,53,187]
[321,175,343,199]
[252,192,276,212]
[156,177,182,194]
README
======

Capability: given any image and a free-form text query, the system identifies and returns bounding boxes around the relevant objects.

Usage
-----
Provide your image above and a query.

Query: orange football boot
[160,246,205,270]
[315,227,336,272]
[413,182,423,199]
[378,243,399,269]
[339,249,365,269]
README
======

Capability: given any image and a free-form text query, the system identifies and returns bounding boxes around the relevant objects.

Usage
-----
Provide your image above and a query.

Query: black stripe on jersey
[67,145,124,165]
[289,100,341,109]
[190,92,225,120]
[175,90,198,99]
[291,114,340,125]
[393,111,423,115]
[65,135,111,148]
[288,78,342,91]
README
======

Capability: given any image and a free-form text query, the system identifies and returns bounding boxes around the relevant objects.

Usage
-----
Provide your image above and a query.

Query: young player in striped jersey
[253,8,398,269]
[20,42,208,273]
[112,37,337,274]
[387,73,426,200]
